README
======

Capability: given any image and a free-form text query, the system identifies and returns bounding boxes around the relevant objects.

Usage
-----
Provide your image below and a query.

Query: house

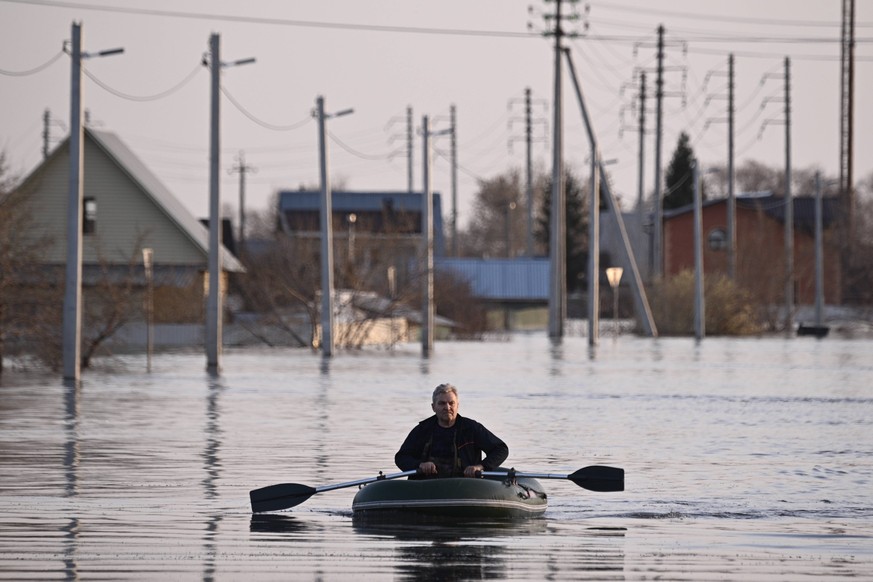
[435,257,550,330]
[663,193,843,305]
[8,127,243,323]
[278,189,444,289]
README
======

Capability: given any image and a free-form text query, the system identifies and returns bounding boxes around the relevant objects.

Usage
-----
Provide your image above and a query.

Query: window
[83,197,97,235]
[708,227,727,251]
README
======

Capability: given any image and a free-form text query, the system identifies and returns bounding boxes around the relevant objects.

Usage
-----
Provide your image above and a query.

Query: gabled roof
[87,129,243,272]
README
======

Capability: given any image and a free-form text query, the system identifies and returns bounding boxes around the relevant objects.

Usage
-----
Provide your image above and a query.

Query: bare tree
[0,152,62,374]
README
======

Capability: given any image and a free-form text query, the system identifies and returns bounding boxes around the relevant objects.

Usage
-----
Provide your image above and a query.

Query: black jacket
[395,414,509,477]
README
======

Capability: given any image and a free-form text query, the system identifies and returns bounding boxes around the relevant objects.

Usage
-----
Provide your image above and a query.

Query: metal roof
[87,129,244,272]
[435,258,549,302]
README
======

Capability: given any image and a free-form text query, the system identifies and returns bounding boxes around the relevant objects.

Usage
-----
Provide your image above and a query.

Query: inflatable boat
[352,474,548,519]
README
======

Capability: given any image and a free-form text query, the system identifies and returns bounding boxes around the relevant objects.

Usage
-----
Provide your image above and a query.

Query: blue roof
[280,190,442,215]
[280,189,446,255]
[435,258,549,301]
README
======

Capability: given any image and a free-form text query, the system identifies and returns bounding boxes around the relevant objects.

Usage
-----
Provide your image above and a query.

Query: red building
[663,194,842,305]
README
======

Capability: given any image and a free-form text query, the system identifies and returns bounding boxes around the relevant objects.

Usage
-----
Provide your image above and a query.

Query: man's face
[432,392,459,427]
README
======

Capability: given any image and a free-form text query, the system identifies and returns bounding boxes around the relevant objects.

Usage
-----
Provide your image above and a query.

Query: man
[395,383,509,478]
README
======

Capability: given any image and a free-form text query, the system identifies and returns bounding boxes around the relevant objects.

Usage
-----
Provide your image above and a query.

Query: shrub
[649,270,762,336]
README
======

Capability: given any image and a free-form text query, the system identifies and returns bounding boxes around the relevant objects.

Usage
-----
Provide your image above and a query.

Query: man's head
[431,383,459,428]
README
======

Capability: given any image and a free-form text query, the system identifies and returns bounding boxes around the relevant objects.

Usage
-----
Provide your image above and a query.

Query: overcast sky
[1,0,871,230]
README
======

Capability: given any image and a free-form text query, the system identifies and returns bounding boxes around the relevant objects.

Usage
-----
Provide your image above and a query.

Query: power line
[1,0,537,39]
[82,61,202,101]
[219,86,312,132]
[0,50,64,76]
[598,1,873,29]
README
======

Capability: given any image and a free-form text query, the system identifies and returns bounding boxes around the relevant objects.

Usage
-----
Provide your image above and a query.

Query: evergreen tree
[536,170,589,292]
[664,132,698,210]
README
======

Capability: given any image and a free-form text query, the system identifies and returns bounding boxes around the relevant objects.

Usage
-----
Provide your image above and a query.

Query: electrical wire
[0,50,64,76]
[0,0,537,39]
[328,131,398,161]
[82,61,202,101]
[219,86,313,132]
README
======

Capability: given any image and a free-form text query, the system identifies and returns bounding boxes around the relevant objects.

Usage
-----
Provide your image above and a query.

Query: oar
[250,469,418,513]
[480,465,624,492]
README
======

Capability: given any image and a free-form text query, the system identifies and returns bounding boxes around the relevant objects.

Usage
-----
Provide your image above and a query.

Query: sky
[1,0,871,232]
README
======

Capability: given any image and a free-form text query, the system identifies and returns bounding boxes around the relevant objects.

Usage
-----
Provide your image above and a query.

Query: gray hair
[432,383,458,403]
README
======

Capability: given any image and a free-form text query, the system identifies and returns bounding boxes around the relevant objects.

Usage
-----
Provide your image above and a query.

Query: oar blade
[250,483,317,513]
[568,465,624,492]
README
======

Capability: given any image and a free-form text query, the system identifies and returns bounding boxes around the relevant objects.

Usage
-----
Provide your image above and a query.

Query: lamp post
[142,248,154,372]
[62,22,123,383]
[205,33,255,375]
[606,267,623,336]
[314,96,354,357]
[347,212,357,263]
[505,201,516,258]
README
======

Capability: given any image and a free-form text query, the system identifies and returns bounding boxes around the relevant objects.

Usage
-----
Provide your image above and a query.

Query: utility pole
[547,0,566,339]
[509,87,547,257]
[450,104,458,257]
[839,0,855,290]
[43,109,64,159]
[314,96,354,357]
[206,32,222,374]
[692,159,705,341]
[724,56,738,281]
[421,115,435,357]
[652,24,665,280]
[62,22,123,383]
[705,55,737,280]
[783,57,794,334]
[407,106,414,194]
[814,172,824,329]
[229,150,256,257]
[525,88,535,257]
[636,72,646,228]
[62,22,85,384]
[760,57,793,333]
[205,34,254,374]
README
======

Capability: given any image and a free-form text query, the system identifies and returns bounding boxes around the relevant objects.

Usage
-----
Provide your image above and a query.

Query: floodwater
[0,333,871,580]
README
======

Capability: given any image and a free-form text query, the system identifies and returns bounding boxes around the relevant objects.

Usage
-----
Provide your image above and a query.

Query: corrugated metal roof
[88,129,244,273]
[435,258,549,301]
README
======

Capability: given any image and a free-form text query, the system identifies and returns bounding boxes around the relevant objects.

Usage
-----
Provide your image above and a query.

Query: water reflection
[353,520,535,581]
[63,382,81,498]
[202,377,224,582]
[63,382,81,581]
[249,513,312,535]
[351,519,626,581]
[549,337,563,376]
[62,517,80,582]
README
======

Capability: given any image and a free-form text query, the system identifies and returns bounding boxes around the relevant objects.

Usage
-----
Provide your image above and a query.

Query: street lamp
[347,212,357,263]
[62,22,124,383]
[505,201,516,258]
[314,96,354,357]
[606,267,623,336]
[142,248,154,372]
[205,33,255,374]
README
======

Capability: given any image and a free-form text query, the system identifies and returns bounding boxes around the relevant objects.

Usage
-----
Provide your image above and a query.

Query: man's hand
[419,461,438,475]
[464,464,484,478]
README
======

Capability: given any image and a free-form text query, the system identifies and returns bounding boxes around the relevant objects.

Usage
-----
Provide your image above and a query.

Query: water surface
[0,334,871,579]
